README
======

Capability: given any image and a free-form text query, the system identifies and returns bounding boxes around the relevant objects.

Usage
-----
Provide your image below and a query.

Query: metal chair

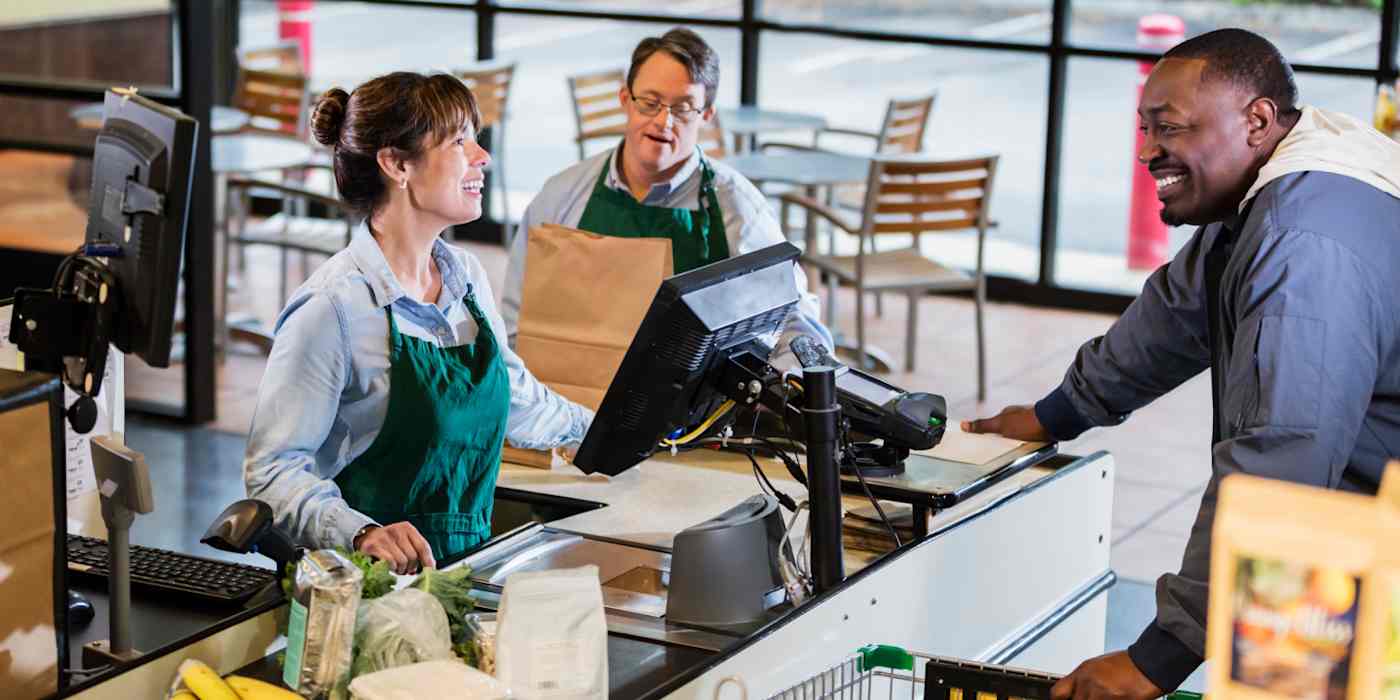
[236,41,305,75]
[779,155,998,399]
[457,61,517,237]
[221,177,354,355]
[568,68,628,160]
[698,111,728,160]
[232,67,311,139]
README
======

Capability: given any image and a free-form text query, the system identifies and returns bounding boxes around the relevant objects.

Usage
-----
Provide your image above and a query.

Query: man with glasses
[501,27,829,360]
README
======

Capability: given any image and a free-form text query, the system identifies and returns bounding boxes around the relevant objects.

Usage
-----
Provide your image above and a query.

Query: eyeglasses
[628,94,704,124]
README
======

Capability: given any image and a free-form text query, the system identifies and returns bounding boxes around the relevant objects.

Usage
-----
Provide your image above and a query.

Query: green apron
[576,149,730,273]
[334,292,509,561]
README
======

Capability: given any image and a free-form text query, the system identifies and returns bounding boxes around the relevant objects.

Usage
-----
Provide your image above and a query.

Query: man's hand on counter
[355,522,435,574]
[961,404,1051,442]
[1050,651,1163,700]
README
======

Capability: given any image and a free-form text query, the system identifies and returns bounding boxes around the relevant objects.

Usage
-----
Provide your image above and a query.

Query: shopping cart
[767,645,1204,700]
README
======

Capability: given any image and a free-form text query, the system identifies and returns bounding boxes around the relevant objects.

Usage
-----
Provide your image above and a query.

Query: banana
[170,692,198,700]
[177,659,241,700]
[225,674,303,700]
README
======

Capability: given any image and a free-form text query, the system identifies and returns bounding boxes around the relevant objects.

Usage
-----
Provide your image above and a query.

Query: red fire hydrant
[278,1,315,75]
[1128,14,1185,270]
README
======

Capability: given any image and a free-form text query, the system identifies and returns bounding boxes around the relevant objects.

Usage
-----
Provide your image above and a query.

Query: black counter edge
[634,448,1102,700]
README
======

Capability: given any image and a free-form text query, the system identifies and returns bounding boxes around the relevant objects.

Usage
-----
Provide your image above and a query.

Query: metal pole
[802,365,844,593]
[104,507,135,654]
[180,0,217,424]
[741,0,761,106]
[1037,0,1069,287]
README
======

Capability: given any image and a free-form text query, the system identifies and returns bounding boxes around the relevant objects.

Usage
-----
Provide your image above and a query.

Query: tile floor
[123,235,1213,688]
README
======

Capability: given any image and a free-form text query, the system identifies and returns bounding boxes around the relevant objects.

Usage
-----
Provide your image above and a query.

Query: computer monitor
[573,242,802,476]
[83,89,197,367]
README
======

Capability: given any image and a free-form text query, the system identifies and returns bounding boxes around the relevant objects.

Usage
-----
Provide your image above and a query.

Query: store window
[761,0,1051,45]
[0,0,175,88]
[760,34,1047,282]
[1071,0,1382,69]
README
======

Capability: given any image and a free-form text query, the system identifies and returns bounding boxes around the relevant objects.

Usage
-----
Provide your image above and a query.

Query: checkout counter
[49,435,1115,699]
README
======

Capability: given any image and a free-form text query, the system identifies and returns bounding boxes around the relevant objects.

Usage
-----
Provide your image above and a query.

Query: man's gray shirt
[1035,171,1400,689]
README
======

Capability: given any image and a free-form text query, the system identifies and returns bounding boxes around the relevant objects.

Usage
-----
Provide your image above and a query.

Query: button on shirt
[243,225,593,550]
[501,145,831,361]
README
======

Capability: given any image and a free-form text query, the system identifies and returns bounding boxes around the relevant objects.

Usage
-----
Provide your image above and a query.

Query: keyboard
[66,534,279,606]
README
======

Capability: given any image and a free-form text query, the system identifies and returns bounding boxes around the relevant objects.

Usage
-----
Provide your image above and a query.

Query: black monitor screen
[573,242,802,476]
[84,90,197,367]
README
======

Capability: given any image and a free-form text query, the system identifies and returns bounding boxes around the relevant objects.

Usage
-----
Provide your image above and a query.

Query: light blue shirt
[243,224,593,550]
[501,145,832,363]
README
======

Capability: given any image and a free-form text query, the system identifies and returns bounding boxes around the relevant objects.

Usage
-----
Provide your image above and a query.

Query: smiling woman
[242,71,594,574]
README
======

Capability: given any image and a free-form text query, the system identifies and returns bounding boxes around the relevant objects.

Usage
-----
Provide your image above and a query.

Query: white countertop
[497,446,1055,556]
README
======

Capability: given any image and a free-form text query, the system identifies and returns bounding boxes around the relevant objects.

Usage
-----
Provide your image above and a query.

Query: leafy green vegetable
[345,548,396,600]
[280,548,396,602]
[409,566,475,642]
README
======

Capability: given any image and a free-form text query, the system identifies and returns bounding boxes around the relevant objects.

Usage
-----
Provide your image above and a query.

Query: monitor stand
[81,435,153,667]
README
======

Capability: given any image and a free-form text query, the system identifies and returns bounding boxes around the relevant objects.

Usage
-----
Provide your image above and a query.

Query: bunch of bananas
[168,659,301,700]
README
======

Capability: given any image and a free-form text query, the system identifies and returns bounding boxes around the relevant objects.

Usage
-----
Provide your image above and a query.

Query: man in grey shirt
[965,29,1400,697]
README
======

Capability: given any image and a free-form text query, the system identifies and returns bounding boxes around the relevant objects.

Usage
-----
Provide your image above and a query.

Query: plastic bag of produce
[350,587,455,680]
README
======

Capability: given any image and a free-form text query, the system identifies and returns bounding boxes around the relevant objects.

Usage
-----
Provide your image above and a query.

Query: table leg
[913,504,930,539]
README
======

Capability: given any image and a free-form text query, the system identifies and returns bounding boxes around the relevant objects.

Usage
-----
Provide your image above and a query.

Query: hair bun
[311,88,350,147]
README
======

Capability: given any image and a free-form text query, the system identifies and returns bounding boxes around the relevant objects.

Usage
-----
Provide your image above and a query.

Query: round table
[724,150,870,188]
[718,107,827,153]
[211,133,315,173]
[70,104,250,135]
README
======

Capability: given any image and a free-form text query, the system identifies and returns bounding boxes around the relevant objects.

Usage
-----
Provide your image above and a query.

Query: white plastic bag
[348,660,511,700]
[350,587,456,679]
[495,566,607,700]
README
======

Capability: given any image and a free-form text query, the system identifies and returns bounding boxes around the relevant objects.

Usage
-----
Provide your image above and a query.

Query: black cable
[841,420,902,548]
[744,447,798,512]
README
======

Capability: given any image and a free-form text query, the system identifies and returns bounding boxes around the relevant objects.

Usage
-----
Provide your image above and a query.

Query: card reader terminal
[788,336,946,451]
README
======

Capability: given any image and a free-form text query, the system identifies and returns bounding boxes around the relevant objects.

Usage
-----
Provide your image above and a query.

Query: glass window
[761,0,1051,45]
[238,0,477,94]
[1070,0,1382,69]
[500,0,739,19]
[495,17,740,209]
[1054,57,1378,294]
[0,95,104,150]
[0,1,175,87]
[760,34,1047,282]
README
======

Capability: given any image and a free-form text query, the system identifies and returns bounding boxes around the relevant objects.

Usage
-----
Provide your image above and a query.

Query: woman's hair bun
[311,88,350,147]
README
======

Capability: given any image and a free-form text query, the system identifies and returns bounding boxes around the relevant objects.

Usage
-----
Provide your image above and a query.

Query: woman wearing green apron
[243,73,592,574]
[500,28,831,356]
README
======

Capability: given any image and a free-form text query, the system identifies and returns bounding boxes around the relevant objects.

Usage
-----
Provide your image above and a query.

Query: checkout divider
[57,443,1115,699]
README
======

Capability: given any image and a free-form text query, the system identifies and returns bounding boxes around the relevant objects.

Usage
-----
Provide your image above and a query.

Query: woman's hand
[355,521,435,574]
[560,444,581,463]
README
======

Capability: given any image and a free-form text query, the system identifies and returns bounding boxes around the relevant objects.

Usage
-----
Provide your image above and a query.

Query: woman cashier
[243,73,592,574]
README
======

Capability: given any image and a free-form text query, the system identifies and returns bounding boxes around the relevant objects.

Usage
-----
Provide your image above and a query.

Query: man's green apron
[576,149,730,272]
[334,291,509,561]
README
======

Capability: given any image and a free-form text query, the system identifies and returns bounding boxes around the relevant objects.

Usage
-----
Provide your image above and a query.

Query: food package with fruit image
[1351,462,1400,700]
[1207,473,1381,700]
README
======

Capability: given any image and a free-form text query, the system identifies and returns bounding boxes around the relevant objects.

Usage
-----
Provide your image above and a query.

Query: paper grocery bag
[502,224,673,468]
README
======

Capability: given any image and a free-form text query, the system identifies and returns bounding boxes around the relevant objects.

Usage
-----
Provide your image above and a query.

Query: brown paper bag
[501,224,673,468]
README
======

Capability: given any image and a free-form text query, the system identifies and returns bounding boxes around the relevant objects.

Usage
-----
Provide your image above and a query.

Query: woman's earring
[399,179,408,190]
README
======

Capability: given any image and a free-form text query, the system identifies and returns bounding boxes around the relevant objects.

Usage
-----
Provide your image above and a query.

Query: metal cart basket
[767,645,1204,700]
